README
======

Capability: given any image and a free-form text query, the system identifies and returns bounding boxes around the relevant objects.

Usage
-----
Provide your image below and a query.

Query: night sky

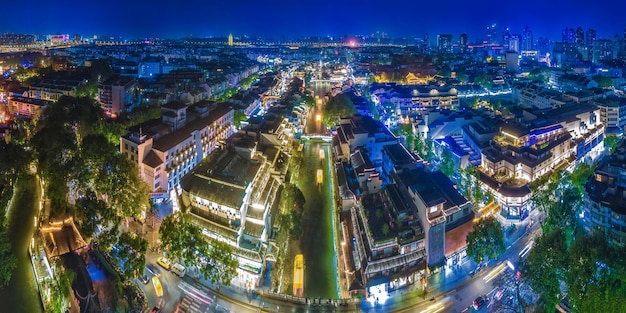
[3,0,625,41]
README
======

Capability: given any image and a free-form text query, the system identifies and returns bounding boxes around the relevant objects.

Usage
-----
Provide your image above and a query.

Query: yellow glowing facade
[228,33,233,46]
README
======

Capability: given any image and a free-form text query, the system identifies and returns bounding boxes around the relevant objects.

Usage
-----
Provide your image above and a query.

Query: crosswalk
[176,281,215,313]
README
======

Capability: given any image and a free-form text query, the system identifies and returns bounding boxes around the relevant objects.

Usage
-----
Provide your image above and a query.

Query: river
[0,174,43,313]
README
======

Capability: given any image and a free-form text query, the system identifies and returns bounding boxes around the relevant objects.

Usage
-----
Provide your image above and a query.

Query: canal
[298,141,339,300]
[0,174,43,313]
[296,80,340,299]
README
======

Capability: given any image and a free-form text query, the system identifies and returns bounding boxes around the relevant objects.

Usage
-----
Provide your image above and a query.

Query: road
[360,214,543,313]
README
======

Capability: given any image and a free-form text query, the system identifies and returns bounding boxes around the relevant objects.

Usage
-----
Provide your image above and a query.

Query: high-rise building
[562,27,575,44]
[587,28,597,59]
[228,33,233,46]
[502,27,511,50]
[575,27,585,46]
[437,34,453,53]
[522,25,533,51]
[459,33,469,52]
[486,24,498,44]
[508,35,520,53]
[593,39,615,63]
[537,37,550,55]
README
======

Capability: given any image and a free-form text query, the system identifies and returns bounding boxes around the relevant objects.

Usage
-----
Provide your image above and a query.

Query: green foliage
[0,227,17,288]
[566,233,626,312]
[115,232,148,280]
[528,68,550,82]
[75,194,108,239]
[159,213,202,263]
[592,75,614,88]
[322,93,355,127]
[48,267,75,313]
[0,141,31,186]
[240,73,259,90]
[439,149,456,177]
[457,70,469,82]
[473,73,493,89]
[382,224,390,236]
[439,65,452,78]
[604,134,620,153]
[278,183,306,240]
[466,216,505,263]
[543,184,581,233]
[234,110,247,128]
[93,155,151,219]
[200,239,239,287]
[569,162,595,194]
[522,229,568,313]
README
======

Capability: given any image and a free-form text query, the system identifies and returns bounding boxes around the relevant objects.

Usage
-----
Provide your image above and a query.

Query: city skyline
[2,0,625,41]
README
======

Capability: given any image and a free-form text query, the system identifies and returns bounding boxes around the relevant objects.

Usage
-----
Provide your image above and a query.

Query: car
[152,276,163,297]
[140,275,150,284]
[157,257,171,270]
[473,296,487,310]
[146,264,161,276]
[150,305,161,313]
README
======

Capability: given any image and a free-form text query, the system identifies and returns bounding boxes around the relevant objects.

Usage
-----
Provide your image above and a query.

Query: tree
[199,239,239,287]
[457,71,468,83]
[522,229,568,313]
[0,141,31,186]
[604,134,620,153]
[466,216,505,264]
[158,212,227,278]
[439,149,456,177]
[278,183,306,240]
[322,92,355,127]
[75,194,108,239]
[382,224,390,236]
[115,232,148,280]
[592,75,614,88]
[543,184,580,233]
[94,154,150,219]
[0,228,17,287]
[569,162,594,194]
[439,65,452,78]
[234,110,247,128]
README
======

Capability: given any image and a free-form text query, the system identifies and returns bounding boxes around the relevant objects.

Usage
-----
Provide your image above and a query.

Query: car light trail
[483,263,507,283]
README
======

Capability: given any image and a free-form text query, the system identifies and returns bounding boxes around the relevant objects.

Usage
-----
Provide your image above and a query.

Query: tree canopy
[159,213,239,287]
[592,75,613,88]
[522,229,569,313]
[466,216,505,264]
[322,92,355,127]
[115,232,148,280]
[277,183,306,239]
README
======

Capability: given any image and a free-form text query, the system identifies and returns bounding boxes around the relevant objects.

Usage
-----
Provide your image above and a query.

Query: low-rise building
[479,123,574,219]
[583,139,626,246]
[120,102,234,196]
[7,96,52,118]
[180,142,288,288]
[594,96,626,134]
[98,75,136,116]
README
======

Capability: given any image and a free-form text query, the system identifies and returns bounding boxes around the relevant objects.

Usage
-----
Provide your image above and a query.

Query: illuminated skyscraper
[437,34,453,53]
[228,33,233,46]
[586,28,596,59]
[562,27,575,44]
[575,27,585,46]
[521,25,533,51]
[459,33,468,53]
[502,27,511,49]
